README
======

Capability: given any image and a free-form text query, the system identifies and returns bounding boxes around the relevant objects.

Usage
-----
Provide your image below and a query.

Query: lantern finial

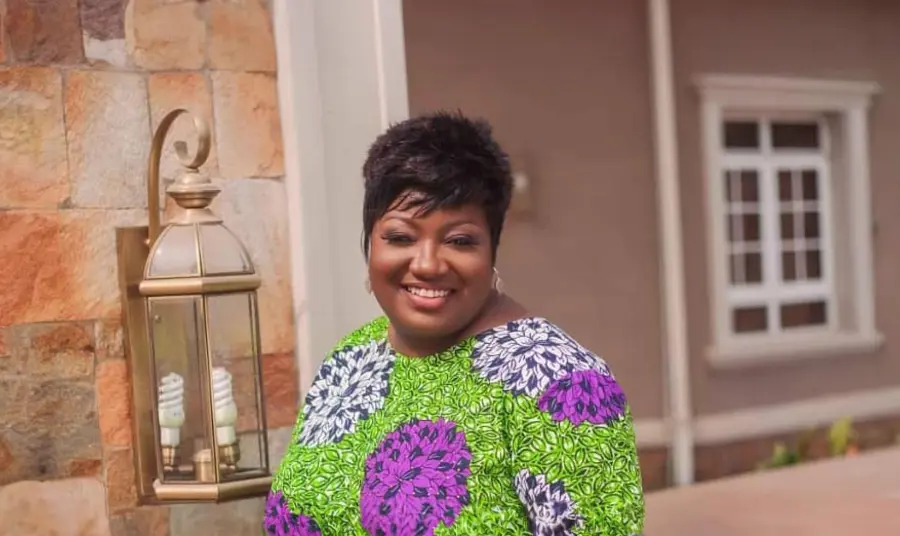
[147,109,214,243]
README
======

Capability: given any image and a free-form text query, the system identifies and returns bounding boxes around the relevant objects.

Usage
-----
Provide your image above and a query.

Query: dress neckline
[383,315,548,360]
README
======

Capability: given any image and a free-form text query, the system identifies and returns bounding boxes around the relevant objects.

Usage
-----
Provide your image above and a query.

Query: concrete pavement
[644,446,900,535]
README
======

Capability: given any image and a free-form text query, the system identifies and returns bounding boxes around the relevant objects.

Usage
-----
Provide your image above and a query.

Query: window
[722,117,833,336]
[697,75,883,366]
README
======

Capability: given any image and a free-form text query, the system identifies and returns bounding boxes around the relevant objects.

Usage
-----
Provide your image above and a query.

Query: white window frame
[696,75,884,367]
[721,115,836,334]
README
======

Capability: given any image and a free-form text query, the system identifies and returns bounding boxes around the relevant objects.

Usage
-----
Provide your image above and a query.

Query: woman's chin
[390,306,469,345]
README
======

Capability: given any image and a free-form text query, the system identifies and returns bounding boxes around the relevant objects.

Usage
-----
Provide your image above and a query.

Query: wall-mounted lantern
[116,109,271,504]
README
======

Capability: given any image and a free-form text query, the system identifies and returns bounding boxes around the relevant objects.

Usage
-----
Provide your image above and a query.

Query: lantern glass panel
[198,223,253,275]
[206,292,268,480]
[148,296,215,483]
[148,225,199,278]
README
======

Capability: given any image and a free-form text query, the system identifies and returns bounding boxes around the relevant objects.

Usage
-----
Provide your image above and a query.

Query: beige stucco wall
[673,0,900,414]
[403,0,665,419]
[405,0,900,421]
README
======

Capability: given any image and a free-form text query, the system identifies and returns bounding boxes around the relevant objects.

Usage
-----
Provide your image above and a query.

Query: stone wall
[0,1,298,534]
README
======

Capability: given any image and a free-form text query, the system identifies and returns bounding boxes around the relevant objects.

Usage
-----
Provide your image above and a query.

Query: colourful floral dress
[265,316,645,535]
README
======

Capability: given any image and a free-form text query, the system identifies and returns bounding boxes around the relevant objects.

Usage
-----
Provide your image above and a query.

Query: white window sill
[707,332,885,370]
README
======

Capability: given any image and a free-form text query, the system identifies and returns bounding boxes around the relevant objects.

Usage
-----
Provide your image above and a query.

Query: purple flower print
[264,490,321,536]
[537,369,627,427]
[360,419,472,536]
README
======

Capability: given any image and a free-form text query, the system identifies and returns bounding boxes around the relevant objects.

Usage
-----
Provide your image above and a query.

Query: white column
[846,106,876,337]
[273,0,410,399]
[647,0,695,486]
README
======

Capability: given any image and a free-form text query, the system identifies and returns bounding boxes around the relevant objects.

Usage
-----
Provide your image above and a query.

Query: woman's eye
[383,233,413,245]
[447,236,476,247]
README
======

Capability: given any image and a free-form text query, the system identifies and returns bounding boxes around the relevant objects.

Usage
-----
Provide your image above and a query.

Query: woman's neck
[388,293,529,357]
[389,330,459,358]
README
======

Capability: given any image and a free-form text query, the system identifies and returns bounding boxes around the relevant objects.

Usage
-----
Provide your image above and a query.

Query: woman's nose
[409,243,446,279]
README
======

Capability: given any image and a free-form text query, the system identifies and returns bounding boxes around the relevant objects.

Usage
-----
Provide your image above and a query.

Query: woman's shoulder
[329,316,390,355]
[298,317,394,446]
[472,316,605,366]
[470,316,617,400]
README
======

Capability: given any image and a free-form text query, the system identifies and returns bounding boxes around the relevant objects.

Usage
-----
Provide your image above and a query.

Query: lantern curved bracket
[147,109,213,245]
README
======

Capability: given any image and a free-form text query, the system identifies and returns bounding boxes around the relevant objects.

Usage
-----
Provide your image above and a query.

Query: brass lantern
[116,109,271,503]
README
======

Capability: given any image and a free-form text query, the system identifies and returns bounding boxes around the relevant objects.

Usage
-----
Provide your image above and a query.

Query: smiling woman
[265,112,646,536]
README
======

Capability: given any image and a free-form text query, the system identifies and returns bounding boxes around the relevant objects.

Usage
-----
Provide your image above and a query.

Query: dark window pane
[740,170,759,202]
[743,214,760,241]
[727,213,759,243]
[726,170,760,202]
[733,306,768,333]
[745,253,762,283]
[724,121,760,149]
[728,253,762,285]
[780,213,795,240]
[801,170,819,200]
[782,252,797,281]
[804,211,820,239]
[778,170,793,201]
[781,301,827,328]
[806,250,822,279]
[772,122,820,149]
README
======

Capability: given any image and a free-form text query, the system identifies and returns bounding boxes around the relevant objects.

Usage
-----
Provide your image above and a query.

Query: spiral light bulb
[212,366,238,446]
[158,372,185,447]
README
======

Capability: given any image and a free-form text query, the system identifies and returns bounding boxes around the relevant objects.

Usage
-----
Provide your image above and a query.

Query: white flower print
[514,469,583,536]
[472,318,607,397]
[298,341,395,446]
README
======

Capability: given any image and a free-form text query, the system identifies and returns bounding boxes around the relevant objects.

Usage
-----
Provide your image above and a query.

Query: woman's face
[368,198,495,343]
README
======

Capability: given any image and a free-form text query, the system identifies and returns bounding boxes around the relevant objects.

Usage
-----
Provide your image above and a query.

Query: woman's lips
[402,285,454,311]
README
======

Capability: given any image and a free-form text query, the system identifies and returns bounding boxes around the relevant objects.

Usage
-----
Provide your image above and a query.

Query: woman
[265,112,645,535]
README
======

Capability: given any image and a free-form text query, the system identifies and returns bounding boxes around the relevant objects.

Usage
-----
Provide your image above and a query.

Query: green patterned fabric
[265,316,645,536]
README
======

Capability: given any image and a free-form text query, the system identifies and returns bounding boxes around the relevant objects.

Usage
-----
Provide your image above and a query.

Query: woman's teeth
[406,287,451,298]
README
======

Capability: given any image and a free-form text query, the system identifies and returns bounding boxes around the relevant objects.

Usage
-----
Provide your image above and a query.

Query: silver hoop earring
[492,267,504,295]
[364,278,372,294]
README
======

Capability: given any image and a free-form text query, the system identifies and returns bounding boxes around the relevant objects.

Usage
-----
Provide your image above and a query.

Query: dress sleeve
[506,364,646,536]
[266,318,391,535]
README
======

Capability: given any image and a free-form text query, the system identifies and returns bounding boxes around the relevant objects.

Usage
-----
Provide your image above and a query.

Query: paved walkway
[644,447,900,535]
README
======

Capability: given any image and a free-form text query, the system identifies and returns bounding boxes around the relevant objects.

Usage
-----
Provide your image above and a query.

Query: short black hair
[362,110,513,260]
